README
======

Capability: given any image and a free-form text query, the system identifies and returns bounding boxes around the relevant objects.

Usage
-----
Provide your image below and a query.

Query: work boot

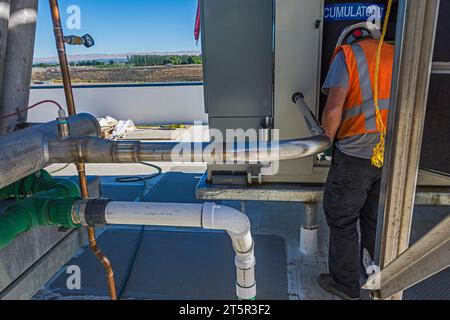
[317,274,360,300]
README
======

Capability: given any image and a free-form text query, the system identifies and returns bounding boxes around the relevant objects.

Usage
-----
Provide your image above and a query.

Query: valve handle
[64,34,95,48]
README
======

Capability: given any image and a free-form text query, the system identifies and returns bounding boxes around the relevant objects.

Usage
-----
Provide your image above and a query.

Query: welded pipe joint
[113,142,140,163]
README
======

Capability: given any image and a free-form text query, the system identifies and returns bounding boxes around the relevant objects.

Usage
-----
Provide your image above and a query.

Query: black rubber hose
[115,163,162,202]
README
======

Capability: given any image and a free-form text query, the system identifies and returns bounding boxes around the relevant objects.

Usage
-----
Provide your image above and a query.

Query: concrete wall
[28,83,208,125]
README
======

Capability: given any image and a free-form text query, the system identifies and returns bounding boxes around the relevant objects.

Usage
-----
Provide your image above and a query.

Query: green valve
[0,197,81,250]
[33,197,81,228]
[0,171,82,250]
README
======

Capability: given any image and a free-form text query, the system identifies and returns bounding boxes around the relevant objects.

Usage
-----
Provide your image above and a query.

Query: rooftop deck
[28,161,449,300]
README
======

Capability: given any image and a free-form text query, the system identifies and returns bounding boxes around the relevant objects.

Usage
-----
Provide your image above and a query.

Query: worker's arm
[321,87,347,140]
[321,51,349,140]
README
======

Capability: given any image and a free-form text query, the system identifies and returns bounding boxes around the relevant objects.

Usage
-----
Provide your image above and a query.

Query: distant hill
[34,51,202,64]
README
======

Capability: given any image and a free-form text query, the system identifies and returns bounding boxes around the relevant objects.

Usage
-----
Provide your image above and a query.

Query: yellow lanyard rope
[371,0,393,168]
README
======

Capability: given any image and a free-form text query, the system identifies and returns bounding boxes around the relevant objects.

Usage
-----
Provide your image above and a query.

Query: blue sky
[34,0,201,58]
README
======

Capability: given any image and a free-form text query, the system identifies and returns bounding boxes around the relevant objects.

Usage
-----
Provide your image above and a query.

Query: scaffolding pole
[374,0,441,300]
[366,215,450,299]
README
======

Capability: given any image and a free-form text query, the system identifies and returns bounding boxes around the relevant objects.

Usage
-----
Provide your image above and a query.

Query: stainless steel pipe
[0,113,100,189]
[0,116,330,188]
[0,96,331,188]
[47,96,332,164]
[48,134,332,164]
[292,93,324,136]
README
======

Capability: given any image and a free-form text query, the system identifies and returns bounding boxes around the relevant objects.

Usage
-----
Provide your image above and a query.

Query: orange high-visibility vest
[333,39,395,140]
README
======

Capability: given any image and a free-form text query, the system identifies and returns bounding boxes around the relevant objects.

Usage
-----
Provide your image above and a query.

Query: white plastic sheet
[97,116,136,138]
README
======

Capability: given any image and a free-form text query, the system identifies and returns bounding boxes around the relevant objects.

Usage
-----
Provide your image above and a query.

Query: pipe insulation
[72,200,257,300]
[0,113,101,189]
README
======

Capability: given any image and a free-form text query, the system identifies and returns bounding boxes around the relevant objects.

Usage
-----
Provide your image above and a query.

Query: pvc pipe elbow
[201,202,251,236]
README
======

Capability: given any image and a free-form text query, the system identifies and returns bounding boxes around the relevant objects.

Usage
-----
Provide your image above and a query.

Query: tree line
[33,55,203,68]
[127,54,202,66]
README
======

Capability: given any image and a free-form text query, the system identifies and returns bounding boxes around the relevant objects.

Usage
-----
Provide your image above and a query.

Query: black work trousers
[323,148,382,297]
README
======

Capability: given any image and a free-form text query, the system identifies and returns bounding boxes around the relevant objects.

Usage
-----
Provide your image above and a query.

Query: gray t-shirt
[322,51,379,160]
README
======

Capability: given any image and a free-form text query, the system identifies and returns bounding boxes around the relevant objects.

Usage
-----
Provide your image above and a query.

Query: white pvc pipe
[201,203,256,300]
[104,202,203,228]
[85,201,257,300]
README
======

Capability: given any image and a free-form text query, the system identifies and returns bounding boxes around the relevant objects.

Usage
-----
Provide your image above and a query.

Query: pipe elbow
[281,134,333,160]
[201,202,250,236]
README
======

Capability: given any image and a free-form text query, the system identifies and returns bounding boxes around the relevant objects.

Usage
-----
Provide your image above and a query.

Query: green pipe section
[0,171,82,250]
[0,170,80,200]
[0,205,34,250]
[0,197,81,250]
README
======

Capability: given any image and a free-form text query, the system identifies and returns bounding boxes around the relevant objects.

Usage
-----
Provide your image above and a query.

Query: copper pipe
[49,0,76,116]
[49,0,117,300]
[76,163,117,300]
[76,163,90,196]
[87,227,117,299]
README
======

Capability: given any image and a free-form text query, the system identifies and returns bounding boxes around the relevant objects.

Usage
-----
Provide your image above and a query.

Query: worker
[317,28,394,300]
